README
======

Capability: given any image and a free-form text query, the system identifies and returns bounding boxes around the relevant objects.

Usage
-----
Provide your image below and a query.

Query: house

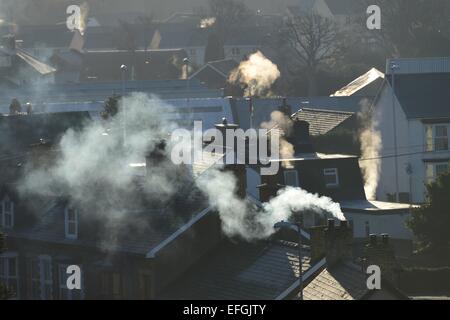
[287,0,361,25]
[189,59,239,92]
[296,227,409,300]
[254,109,413,242]
[374,57,450,203]
[0,112,227,299]
[153,24,273,66]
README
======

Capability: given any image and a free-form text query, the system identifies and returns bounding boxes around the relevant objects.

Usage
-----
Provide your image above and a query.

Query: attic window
[1,196,14,229]
[324,168,339,188]
[65,207,78,240]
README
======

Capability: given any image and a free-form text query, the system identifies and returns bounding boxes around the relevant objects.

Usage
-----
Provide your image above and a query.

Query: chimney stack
[290,120,315,154]
[278,98,292,118]
[214,118,247,199]
[146,139,167,169]
[363,233,401,284]
[257,174,286,202]
[310,219,353,265]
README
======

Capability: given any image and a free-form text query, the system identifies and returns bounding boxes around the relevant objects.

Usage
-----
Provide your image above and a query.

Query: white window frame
[425,162,449,183]
[284,170,299,187]
[30,255,53,300]
[1,195,14,229]
[0,252,19,299]
[324,168,339,188]
[425,124,450,152]
[64,207,78,240]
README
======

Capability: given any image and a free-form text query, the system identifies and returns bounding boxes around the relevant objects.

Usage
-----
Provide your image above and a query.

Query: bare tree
[283,13,338,95]
[208,0,251,41]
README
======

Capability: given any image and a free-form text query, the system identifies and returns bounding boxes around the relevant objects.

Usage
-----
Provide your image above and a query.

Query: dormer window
[64,207,78,240]
[1,196,14,229]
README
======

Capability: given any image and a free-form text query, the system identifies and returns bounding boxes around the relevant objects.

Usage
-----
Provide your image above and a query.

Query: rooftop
[387,72,450,119]
[161,239,312,300]
[332,68,384,97]
[292,108,355,136]
[340,200,414,214]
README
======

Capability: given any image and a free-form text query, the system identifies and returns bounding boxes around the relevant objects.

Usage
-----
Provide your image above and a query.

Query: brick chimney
[278,98,292,118]
[257,175,285,202]
[214,118,247,199]
[290,120,315,154]
[363,234,401,284]
[310,219,353,265]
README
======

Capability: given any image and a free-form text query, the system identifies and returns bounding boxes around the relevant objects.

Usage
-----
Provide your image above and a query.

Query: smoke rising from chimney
[261,110,295,168]
[228,51,280,97]
[197,169,346,241]
[358,101,382,200]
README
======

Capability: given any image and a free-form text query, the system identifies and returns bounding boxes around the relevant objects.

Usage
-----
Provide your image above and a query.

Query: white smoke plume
[18,93,189,250]
[261,110,295,168]
[199,17,216,28]
[358,101,382,200]
[228,51,280,97]
[197,168,345,241]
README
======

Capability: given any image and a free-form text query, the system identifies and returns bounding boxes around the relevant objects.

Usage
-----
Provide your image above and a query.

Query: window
[100,272,122,299]
[29,255,53,300]
[1,196,14,229]
[0,253,19,298]
[58,264,83,300]
[231,47,240,56]
[284,170,299,187]
[435,125,448,151]
[65,207,78,239]
[324,168,339,188]
[426,162,449,183]
[425,124,449,151]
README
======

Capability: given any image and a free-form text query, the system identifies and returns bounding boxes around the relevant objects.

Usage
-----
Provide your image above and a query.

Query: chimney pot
[369,234,378,246]
[381,233,389,246]
[327,219,335,230]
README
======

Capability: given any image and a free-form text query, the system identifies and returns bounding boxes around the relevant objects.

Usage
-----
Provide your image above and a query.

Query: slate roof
[161,240,311,300]
[231,97,367,130]
[332,68,384,97]
[0,112,91,156]
[80,49,187,81]
[291,108,355,136]
[387,73,450,119]
[206,59,239,77]
[302,262,369,300]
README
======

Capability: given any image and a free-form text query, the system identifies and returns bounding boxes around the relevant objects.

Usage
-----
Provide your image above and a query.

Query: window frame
[1,195,14,229]
[425,162,449,183]
[425,124,450,152]
[0,252,19,299]
[323,168,340,188]
[29,255,53,300]
[64,207,78,240]
[283,170,299,187]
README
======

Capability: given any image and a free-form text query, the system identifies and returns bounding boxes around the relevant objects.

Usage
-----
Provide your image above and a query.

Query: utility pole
[121,64,128,147]
[390,62,400,202]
